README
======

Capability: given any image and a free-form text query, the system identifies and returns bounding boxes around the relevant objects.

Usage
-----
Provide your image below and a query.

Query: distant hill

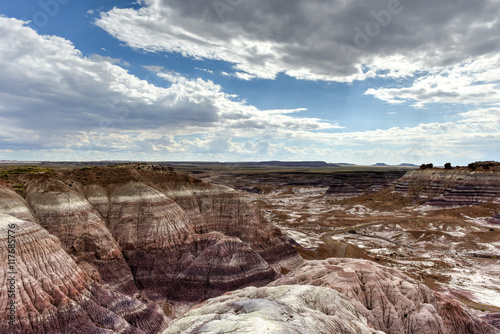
[329,163,355,166]
[254,161,329,167]
[167,161,332,168]
[371,163,418,167]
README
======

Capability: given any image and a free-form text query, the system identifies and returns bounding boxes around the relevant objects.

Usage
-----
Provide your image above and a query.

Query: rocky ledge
[325,171,408,200]
[392,167,500,207]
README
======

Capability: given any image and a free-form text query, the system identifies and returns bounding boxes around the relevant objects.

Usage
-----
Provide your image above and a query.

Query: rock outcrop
[325,171,408,200]
[393,168,500,207]
[0,214,168,334]
[486,214,500,225]
[324,180,364,200]
[268,258,499,334]
[162,285,384,334]
[484,314,500,330]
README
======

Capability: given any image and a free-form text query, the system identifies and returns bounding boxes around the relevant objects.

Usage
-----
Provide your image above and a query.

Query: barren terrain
[1,162,499,333]
[177,163,500,314]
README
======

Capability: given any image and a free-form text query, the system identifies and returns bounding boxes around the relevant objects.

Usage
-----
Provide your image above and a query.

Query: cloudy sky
[0,0,499,165]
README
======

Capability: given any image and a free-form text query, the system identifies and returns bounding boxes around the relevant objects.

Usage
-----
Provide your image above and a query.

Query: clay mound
[435,295,500,334]
[105,182,281,303]
[24,180,138,295]
[157,180,303,273]
[74,165,302,276]
[170,232,279,302]
[163,285,384,334]
[268,258,499,334]
[0,186,36,222]
[107,181,195,250]
[3,166,302,304]
[0,214,168,334]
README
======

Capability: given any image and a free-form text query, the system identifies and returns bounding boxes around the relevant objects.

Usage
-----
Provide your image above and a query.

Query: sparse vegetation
[12,184,26,197]
[0,166,53,175]
[419,163,434,170]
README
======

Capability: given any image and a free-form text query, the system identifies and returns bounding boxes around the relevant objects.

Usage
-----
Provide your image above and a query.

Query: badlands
[0,162,499,333]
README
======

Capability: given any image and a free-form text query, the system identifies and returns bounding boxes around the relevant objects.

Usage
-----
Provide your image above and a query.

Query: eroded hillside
[182,162,500,328]
[0,165,302,332]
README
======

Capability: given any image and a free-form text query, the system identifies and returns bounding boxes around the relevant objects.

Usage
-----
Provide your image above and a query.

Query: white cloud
[0,17,337,157]
[1,11,499,165]
[220,70,257,81]
[195,67,214,74]
[365,54,500,108]
[51,104,499,165]
[89,54,131,67]
[95,0,500,83]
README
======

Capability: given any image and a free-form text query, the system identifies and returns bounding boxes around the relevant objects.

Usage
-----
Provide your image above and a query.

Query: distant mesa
[257,160,330,167]
[333,162,356,166]
[372,163,418,167]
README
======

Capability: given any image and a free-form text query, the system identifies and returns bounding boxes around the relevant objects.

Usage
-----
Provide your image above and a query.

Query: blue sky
[0,0,499,165]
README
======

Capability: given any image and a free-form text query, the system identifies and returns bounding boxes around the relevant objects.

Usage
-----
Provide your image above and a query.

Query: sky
[0,0,499,165]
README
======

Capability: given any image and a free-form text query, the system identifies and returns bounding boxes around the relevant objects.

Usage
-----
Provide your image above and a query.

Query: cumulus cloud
[365,54,500,108]
[0,17,336,153]
[95,0,500,83]
[2,8,499,164]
